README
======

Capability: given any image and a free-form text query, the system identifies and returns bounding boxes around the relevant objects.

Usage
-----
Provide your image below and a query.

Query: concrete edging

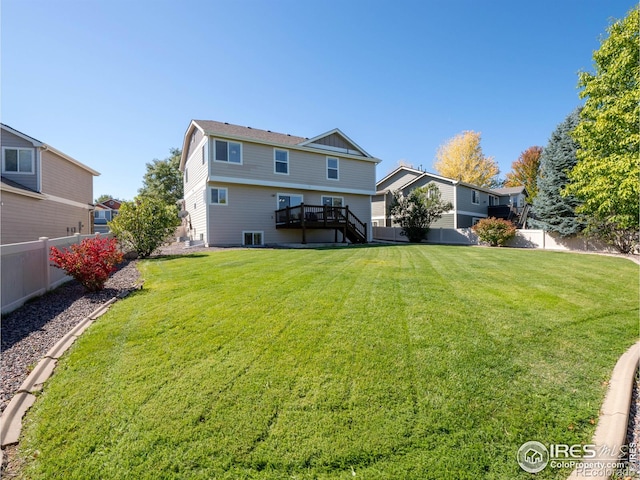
[568,340,640,479]
[0,287,139,449]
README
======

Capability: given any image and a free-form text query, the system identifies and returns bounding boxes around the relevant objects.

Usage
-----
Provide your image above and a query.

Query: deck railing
[275,203,367,242]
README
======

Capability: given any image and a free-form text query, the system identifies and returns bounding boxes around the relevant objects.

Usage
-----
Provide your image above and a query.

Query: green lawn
[17,245,639,479]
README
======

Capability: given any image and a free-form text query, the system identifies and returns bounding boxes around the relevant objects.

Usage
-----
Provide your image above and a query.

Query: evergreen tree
[530,109,584,236]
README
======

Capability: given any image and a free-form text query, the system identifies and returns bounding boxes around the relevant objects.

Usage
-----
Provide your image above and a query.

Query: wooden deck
[275,204,367,244]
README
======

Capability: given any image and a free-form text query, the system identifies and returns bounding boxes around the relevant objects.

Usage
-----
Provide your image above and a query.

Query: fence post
[74,232,81,244]
[39,237,50,292]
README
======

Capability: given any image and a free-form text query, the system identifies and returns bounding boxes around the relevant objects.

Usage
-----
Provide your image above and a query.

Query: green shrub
[472,217,517,247]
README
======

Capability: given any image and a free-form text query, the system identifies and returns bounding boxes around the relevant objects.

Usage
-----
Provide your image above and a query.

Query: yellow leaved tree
[433,131,499,188]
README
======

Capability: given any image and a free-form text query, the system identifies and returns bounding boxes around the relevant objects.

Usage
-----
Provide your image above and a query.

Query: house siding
[41,149,93,204]
[456,185,490,215]
[206,183,371,245]
[209,139,374,193]
[401,176,455,206]
[1,191,92,244]
[377,170,421,192]
[183,138,209,243]
[1,129,39,191]
[185,129,204,161]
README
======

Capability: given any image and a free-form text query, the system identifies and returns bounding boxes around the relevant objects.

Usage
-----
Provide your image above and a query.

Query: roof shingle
[193,120,306,146]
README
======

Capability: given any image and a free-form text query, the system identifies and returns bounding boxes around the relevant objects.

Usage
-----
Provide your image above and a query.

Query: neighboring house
[0,124,99,244]
[179,120,381,246]
[372,166,529,229]
[93,198,122,233]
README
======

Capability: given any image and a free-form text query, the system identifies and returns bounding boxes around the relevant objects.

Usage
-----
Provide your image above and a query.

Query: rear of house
[180,120,380,246]
[1,124,99,244]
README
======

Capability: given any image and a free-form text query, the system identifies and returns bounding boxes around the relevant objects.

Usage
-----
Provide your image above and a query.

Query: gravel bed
[624,369,640,477]
[0,261,140,413]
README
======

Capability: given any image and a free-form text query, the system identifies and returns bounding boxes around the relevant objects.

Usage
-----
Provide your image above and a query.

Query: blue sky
[1,0,635,201]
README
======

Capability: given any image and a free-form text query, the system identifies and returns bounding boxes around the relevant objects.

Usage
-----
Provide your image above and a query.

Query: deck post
[300,203,306,244]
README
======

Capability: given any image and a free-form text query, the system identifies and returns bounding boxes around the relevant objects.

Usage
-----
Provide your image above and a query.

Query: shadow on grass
[145,253,210,262]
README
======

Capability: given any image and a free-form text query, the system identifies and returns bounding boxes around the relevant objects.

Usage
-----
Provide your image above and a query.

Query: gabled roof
[298,128,372,158]
[0,124,100,176]
[492,186,528,196]
[96,198,122,210]
[192,120,306,146]
[181,120,381,170]
[0,124,44,147]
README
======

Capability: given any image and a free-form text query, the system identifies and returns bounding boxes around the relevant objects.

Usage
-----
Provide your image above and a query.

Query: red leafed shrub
[472,217,517,247]
[50,237,123,292]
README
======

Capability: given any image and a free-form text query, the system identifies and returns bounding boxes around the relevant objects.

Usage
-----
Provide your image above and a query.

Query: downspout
[453,182,458,229]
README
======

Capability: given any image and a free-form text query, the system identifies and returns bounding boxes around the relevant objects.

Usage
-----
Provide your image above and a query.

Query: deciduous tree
[389,184,453,243]
[565,6,639,253]
[531,109,584,237]
[504,146,543,202]
[138,148,183,206]
[433,131,499,188]
[108,196,180,258]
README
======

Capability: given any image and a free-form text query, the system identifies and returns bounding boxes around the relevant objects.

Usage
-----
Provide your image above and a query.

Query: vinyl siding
[209,138,374,193]
[206,183,371,245]
[371,194,387,218]
[185,129,204,161]
[1,190,92,244]
[377,170,421,192]
[41,149,93,204]
[456,185,491,214]
[1,130,39,191]
[183,137,210,242]
[401,177,455,206]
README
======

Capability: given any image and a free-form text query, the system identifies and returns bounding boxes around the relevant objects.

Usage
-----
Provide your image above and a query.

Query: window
[202,145,205,165]
[185,168,188,183]
[489,195,498,206]
[2,147,34,174]
[94,210,106,219]
[274,149,289,174]
[472,217,482,226]
[471,190,480,204]
[327,157,339,180]
[243,231,264,246]
[321,196,343,207]
[214,140,242,164]
[210,187,228,205]
[277,193,303,209]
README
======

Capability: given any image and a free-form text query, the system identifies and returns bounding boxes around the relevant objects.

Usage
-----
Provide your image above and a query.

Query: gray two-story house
[179,120,381,246]
[372,166,528,229]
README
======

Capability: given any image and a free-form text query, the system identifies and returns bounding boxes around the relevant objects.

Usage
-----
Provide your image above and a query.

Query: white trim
[273,148,289,175]
[298,128,373,158]
[242,230,264,246]
[458,210,488,217]
[209,175,375,195]
[453,184,458,229]
[2,147,35,174]
[41,145,100,176]
[213,138,243,165]
[208,186,229,205]
[0,183,46,199]
[0,124,44,147]
[326,156,339,181]
[44,194,94,209]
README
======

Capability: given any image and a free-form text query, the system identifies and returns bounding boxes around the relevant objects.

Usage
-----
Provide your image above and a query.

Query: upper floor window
[2,147,34,174]
[274,149,289,175]
[471,190,480,205]
[214,140,242,164]
[489,195,498,206]
[210,187,228,205]
[327,157,339,180]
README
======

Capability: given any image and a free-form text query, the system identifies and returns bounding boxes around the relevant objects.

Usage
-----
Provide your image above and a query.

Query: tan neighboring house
[0,124,100,244]
[179,120,381,246]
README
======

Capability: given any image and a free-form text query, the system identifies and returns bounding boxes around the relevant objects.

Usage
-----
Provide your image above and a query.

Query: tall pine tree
[531,109,583,236]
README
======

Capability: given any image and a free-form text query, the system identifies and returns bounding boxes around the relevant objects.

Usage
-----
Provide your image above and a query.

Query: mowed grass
[17,245,638,479]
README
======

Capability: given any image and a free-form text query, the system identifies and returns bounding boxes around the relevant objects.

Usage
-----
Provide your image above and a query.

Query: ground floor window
[321,196,343,207]
[472,217,483,226]
[243,231,263,246]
